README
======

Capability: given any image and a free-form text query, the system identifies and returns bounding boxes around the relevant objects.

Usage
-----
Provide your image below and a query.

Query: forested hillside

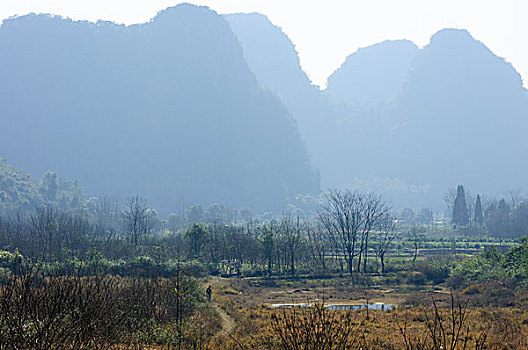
[0,4,319,212]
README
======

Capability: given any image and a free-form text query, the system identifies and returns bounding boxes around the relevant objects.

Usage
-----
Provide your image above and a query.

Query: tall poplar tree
[474,194,484,226]
[452,185,469,226]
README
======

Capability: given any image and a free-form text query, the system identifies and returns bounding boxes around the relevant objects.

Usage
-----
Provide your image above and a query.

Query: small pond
[270,303,397,311]
[325,303,397,311]
[271,303,311,309]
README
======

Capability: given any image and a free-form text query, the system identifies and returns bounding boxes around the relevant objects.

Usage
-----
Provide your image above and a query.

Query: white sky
[1,0,527,88]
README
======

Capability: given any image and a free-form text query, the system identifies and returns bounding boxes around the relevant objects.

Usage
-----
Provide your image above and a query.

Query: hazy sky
[1,0,527,88]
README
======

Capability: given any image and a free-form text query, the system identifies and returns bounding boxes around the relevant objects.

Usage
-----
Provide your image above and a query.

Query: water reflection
[270,303,397,311]
[325,303,397,311]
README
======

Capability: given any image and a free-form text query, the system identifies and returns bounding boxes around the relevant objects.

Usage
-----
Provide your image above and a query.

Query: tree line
[0,190,399,279]
[447,185,528,238]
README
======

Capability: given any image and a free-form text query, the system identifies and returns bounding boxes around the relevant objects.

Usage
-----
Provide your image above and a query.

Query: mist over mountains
[341,29,528,206]
[386,29,528,188]
[225,13,351,189]
[227,16,528,208]
[1,4,527,212]
[326,39,419,106]
[0,4,319,212]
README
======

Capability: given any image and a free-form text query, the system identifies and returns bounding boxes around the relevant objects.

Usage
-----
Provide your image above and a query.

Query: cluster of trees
[0,159,82,211]
[318,191,393,275]
[0,189,399,279]
[2,183,527,286]
[0,198,224,347]
[452,237,528,291]
[447,185,528,238]
[176,189,397,277]
[397,207,434,226]
[4,182,526,289]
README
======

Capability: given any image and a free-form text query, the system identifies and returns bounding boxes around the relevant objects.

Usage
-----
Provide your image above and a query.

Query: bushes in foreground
[0,264,216,349]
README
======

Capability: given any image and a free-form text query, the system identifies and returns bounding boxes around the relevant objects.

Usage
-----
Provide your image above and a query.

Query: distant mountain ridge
[227,15,528,208]
[385,29,528,191]
[225,13,352,188]
[2,4,527,211]
[334,28,528,205]
[326,39,419,105]
[224,13,315,104]
[0,4,319,212]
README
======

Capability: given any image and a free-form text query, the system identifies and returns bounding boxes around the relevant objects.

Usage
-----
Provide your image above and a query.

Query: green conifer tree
[452,184,469,226]
[474,194,484,226]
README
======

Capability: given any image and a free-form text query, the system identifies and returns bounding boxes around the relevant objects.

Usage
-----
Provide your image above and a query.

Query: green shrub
[416,258,453,284]
[407,271,427,285]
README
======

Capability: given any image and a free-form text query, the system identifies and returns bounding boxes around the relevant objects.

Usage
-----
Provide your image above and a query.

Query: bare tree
[358,193,390,273]
[506,188,523,208]
[279,215,304,275]
[258,224,275,276]
[318,191,358,276]
[319,189,389,276]
[374,213,397,274]
[443,187,457,223]
[465,190,476,226]
[306,221,328,273]
[123,196,148,245]
[408,225,425,268]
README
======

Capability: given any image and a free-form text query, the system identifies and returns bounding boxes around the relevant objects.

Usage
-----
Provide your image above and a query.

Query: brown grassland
[204,276,528,350]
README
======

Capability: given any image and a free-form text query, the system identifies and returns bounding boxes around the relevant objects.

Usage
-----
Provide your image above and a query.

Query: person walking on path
[206,285,212,302]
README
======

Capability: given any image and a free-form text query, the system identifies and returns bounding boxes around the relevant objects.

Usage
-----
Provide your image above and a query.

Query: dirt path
[202,277,236,335]
[214,303,235,335]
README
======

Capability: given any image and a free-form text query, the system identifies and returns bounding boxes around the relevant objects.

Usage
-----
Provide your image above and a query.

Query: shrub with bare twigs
[270,302,361,350]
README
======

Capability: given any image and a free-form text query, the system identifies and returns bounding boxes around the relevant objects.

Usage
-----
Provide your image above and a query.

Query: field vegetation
[1,185,528,348]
